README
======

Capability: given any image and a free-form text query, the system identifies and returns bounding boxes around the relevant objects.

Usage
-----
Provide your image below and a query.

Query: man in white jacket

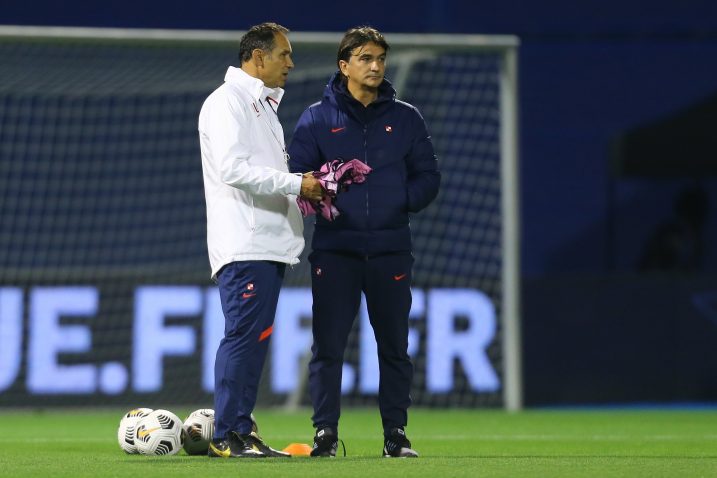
[198,22,322,458]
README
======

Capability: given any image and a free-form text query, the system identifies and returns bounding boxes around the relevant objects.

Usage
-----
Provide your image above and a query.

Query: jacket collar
[323,71,395,123]
[224,66,285,106]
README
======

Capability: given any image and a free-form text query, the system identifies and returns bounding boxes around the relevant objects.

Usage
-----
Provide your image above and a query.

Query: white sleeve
[205,94,302,196]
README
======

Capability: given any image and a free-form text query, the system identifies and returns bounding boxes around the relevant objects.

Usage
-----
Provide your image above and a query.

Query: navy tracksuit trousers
[213,261,285,440]
[308,250,414,435]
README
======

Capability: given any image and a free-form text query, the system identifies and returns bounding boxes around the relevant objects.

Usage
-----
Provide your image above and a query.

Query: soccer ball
[182,409,260,455]
[182,409,214,455]
[135,409,184,456]
[117,408,153,454]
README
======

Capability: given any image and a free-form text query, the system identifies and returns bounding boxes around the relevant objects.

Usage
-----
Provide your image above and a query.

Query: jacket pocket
[369,185,409,229]
[249,195,256,231]
[253,195,290,236]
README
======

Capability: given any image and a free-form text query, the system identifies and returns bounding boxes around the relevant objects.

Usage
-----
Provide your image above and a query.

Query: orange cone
[282,442,313,456]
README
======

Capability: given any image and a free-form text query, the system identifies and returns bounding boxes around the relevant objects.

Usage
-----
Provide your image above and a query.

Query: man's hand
[300,172,323,202]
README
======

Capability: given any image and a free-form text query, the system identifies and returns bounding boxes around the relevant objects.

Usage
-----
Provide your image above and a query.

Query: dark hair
[239,22,289,63]
[336,26,389,68]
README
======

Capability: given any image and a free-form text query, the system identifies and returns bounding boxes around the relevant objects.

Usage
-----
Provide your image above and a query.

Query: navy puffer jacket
[288,71,440,255]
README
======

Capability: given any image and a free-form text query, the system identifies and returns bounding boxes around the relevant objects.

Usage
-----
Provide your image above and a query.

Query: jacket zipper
[363,124,369,232]
[249,195,256,231]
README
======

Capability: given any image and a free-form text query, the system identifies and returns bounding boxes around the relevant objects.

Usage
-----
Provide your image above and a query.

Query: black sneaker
[239,431,291,458]
[310,427,339,457]
[383,428,418,458]
[207,432,265,458]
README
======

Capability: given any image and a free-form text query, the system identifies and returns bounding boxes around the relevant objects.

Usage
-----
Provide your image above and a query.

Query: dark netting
[0,35,508,409]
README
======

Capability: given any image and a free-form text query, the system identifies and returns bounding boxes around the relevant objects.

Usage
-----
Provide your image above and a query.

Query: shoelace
[246,432,271,449]
[315,433,346,457]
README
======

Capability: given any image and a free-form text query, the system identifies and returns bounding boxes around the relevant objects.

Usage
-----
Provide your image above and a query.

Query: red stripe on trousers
[259,325,273,342]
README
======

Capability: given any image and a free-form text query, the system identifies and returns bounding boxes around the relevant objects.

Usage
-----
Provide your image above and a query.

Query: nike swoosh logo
[137,427,161,438]
[209,442,231,458]
[242,293,256,299]
[331,127,345,133]
[394,274,407,281]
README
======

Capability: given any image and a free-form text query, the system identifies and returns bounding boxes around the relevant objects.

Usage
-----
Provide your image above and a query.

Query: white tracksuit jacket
[199,66,304,280]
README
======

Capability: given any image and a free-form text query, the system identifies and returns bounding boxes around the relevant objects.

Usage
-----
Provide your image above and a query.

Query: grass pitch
[0,408,715,477]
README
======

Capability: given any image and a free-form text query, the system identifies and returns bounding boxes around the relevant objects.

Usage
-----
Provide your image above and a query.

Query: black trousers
[308,250,414,434]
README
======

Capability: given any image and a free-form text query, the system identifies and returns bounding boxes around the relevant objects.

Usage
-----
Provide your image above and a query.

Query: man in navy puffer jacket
[288,26,440,458]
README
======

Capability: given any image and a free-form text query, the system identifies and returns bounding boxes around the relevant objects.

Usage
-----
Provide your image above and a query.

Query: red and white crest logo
[247,283,254,291]
[385,125,392,132]
[315,267,322,276]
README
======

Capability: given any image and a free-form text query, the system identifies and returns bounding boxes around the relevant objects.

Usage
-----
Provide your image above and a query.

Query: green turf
[0,408,715,477]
